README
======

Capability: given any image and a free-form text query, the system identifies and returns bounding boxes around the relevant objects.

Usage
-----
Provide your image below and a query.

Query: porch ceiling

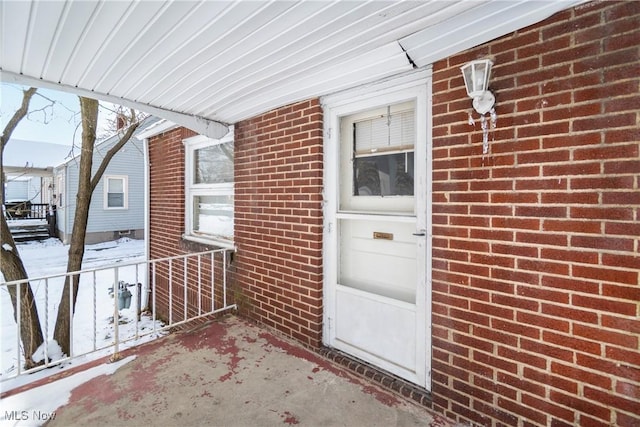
[1,0,580,138]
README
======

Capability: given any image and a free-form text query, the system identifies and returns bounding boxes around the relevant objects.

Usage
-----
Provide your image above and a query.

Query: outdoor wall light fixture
[461,59,494,115]
[461,58,497,156]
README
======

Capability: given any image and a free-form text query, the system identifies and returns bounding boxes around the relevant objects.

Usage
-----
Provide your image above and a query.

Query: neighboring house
[54,116,159,244]
[139,3,639,426]
[2,139,70,207]
[2,139,71,203]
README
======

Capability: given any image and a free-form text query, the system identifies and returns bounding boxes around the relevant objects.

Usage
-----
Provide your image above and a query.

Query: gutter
[142,136,150,311]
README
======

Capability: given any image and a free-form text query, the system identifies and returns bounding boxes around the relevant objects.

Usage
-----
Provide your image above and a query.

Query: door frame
[321,69,433,389]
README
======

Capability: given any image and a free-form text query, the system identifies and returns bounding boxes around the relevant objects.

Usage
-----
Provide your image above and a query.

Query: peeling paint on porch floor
[38,316,456,426]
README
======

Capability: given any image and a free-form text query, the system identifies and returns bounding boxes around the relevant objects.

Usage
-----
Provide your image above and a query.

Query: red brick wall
[146,2,638,424]
[147,104,324,339]
[148,127,191,259]
[234,99,324,348]
[430,2,639,425]
[148,126,229,322]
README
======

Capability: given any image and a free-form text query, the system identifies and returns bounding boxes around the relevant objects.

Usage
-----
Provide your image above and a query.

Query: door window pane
[354,152,414,196]
[354,110,414,154]
[338,218,416,304]
[351,107,415,197]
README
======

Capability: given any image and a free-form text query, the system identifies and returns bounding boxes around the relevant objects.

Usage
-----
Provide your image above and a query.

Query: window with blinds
[352,107,415,197]
[354,109,415,155]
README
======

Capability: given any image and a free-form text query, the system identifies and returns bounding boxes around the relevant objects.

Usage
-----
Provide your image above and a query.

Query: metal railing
[3,202,49,220]
[0,248,236,382]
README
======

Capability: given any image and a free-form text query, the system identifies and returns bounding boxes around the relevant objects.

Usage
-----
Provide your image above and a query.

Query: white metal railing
[0,248,236,383]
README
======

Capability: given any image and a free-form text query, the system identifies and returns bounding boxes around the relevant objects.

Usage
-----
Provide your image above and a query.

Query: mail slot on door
[373,231,394,240]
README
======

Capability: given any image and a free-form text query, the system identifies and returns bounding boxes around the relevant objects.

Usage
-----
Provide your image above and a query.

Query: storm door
[323,77,431,388]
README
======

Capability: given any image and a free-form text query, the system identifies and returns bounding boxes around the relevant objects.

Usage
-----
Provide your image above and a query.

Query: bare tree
[0,87,45,369]
[53,97,141,356]
[1,88,144,364]
[98,103,145,138]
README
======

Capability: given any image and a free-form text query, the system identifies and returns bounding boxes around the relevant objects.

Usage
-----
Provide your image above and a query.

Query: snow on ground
[0,238,164,394]
[0,356,135,427]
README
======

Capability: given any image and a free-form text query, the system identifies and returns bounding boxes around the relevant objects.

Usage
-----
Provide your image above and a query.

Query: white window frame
[104,175,128,210]
[183,131,234,248]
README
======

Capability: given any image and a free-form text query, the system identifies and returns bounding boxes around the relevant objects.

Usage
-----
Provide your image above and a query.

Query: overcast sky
[1,84,116,146]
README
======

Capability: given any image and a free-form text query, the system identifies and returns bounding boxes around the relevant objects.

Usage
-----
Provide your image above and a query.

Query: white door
[323,75,431,388]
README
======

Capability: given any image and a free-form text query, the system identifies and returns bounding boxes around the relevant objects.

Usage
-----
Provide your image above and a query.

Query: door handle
[412,232,426,237]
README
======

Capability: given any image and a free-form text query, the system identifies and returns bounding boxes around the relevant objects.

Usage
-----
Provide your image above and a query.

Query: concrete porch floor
[29,315,457,426]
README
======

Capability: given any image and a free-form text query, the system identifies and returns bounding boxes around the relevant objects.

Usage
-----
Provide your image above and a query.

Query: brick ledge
[318,347,433,408]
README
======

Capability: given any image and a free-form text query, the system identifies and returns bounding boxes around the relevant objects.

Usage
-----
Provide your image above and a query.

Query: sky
[0,83,115,146]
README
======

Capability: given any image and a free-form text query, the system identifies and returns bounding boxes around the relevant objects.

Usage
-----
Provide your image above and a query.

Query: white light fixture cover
[461,59,495,115]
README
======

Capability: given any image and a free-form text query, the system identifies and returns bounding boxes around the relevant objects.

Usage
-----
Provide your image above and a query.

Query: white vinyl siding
[60,122,151,236]
[5,179,29,201]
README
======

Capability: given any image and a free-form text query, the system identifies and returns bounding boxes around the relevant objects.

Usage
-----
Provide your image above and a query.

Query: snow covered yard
[0,238,163,393]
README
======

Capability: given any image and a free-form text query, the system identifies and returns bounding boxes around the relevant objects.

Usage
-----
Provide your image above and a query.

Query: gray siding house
[54,116,157,244]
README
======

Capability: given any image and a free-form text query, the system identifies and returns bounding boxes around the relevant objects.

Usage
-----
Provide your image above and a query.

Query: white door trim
[321,68,433,389]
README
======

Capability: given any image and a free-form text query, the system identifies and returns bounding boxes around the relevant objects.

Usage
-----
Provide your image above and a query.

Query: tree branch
[1,87,37,151]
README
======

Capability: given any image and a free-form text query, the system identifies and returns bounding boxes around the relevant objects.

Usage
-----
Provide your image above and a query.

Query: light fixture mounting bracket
[472,91,495,115]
